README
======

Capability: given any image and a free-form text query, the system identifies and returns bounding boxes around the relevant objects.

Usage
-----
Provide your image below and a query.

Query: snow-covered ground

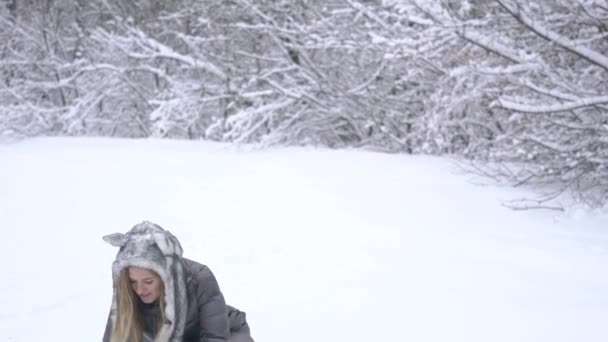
[0,137,607,342]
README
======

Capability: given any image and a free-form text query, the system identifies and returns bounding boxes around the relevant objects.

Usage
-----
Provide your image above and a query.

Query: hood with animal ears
[103,221,187,342]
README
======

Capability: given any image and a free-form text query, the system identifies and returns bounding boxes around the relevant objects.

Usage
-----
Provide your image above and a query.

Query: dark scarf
[139,300,162,339]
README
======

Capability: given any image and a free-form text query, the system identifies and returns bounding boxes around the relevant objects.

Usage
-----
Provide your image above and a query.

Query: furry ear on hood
[104,221,188,342]
[149,231,183,257]
[103,233,128,247]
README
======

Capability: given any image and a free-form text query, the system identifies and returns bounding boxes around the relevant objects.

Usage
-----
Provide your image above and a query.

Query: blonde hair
[111,268,166,342]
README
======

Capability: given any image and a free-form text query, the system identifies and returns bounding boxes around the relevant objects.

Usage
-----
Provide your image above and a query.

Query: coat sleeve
[193,265,230,342]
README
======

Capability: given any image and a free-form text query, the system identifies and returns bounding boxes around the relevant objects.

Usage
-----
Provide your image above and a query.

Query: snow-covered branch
[494,96,608,113]
[460,30,524,64]
[93,28,227,80]
[497,0,608,71]
[343,0,391,31]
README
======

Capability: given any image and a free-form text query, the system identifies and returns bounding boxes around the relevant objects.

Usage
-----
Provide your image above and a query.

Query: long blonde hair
[111,268,166,342]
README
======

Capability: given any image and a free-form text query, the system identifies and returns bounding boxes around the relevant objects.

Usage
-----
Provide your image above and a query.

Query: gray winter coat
[102,221,252,342]
[181,258,250,342]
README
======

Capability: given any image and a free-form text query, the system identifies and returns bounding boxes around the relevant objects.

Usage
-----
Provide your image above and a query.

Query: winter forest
[1,0,607,207]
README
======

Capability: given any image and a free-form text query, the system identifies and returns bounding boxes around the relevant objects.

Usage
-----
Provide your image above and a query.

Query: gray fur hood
[103,221,188,342]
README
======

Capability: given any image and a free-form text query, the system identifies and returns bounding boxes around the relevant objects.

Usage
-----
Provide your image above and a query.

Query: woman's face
[128,267,162,304]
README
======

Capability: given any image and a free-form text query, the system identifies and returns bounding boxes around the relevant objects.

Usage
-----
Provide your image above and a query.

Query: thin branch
[343,0,391,31]
[497,0,608,72]
[494,95,608,113]
[347,58,386,94]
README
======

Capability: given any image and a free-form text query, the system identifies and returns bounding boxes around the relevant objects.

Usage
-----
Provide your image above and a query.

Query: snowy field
[0,137,607,342]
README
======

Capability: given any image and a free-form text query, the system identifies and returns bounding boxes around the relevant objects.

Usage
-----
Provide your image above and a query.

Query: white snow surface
[0,137,607,342]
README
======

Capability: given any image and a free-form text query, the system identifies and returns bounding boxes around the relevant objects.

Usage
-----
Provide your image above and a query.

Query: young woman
[102,221,254,342]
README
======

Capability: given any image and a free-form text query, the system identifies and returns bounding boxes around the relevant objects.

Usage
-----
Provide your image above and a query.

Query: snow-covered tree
[381,0,607,205]
[2,0,607,205]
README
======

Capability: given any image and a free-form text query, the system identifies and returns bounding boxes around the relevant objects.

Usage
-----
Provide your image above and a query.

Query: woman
[102,221,254,342]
